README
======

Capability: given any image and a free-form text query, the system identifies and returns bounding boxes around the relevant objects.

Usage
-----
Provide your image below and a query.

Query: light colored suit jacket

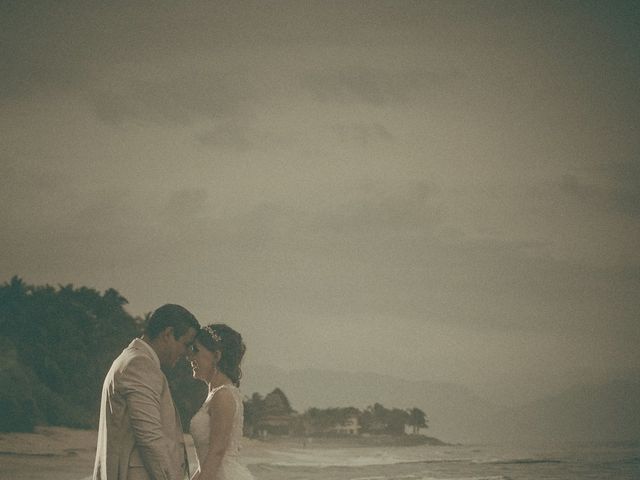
[93,338,187,480]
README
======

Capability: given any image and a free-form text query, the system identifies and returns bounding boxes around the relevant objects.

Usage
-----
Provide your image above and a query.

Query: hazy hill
[241,365,640,444]
[484,378,640,444]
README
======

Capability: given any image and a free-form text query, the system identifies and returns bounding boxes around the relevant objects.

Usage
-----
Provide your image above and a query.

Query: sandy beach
[0,427,449,480]
[0,427,98,480]
[0,427,249,480]
[2,425,637,480]
[0,427,316,480]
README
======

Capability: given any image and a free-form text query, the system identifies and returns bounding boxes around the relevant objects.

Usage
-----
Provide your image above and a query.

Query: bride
[187,323,254,480]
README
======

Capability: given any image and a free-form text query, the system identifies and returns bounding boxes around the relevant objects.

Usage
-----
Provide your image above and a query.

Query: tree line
[0,277,427,437]
[0,277,212,432]
[0,277,141,431]
[243,389,427,437]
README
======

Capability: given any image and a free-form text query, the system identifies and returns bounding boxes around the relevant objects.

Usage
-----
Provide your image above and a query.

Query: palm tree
[103,288,129,308]
[406,407,428,434]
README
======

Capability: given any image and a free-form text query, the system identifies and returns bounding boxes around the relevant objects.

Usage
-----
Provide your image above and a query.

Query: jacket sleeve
[118,355,174,480]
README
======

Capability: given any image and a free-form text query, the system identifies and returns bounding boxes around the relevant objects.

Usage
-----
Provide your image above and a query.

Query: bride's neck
[208,371,232,391]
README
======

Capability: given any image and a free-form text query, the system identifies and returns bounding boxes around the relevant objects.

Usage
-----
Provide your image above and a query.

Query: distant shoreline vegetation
[0,277,434,444]
[242,388,430,441]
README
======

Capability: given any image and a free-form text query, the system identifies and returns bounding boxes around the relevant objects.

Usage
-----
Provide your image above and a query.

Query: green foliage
[304,406,360,430]
[0,276,139,431]
[241,388,430,438]
[263,387,294,415]
[0,358,37,432]
[243,392,265,432]
[242,388,296,436]
[407,407,428,433]
[359,403,408,434]
[299,403,428,436]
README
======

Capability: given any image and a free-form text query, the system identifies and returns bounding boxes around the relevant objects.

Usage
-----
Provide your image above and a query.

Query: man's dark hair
[145,304,199,340]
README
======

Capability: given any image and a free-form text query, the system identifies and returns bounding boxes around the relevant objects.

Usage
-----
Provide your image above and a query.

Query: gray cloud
[1,1,456,105]
[561,165,640,218]
[208,180,441,246]
[2,0,639,404]
[90,71,250,125]
[0,2,89,102]
[320,181,441,234]
[162,181,634,340]
[195,123,254,151]
[332,122,394,146]
[603,160,640,217]
[0,186,148,278]
[300,67,463,105]
[164,188,209,220]
[560,174,609,206]
[209,211,636,349]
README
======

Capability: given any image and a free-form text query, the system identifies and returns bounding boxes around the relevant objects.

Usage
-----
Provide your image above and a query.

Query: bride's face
[188,339,217,382]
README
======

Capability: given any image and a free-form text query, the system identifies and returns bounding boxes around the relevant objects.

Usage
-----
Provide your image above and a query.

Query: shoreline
[251,433,450,448]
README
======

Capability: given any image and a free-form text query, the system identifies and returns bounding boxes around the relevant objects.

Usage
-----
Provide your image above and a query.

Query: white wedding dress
[190,385,254,480]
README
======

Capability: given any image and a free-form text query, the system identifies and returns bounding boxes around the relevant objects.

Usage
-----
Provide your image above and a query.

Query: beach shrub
[0,277,139,432]
[0,363,37,432]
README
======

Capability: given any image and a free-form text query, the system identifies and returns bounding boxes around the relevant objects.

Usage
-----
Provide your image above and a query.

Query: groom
[93,304,199,480]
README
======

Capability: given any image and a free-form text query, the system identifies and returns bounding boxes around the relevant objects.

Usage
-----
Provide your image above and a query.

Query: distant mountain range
[486,378,640,444]
[241,364,640,444]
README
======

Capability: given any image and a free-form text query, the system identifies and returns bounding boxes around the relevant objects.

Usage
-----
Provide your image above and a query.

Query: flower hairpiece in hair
[203,325,222,343]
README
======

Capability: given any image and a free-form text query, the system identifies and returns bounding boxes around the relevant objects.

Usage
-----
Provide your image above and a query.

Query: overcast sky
[2,1,638,405]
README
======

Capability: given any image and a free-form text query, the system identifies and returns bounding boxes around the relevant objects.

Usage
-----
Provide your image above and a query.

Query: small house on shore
[331,414,361,435]
[251,388,296,436]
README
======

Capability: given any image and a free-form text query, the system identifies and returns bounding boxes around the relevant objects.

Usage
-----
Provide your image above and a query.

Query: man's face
[162,327,197,368]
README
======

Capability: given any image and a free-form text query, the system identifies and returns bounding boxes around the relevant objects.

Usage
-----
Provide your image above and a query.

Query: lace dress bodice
[190,385,253,480]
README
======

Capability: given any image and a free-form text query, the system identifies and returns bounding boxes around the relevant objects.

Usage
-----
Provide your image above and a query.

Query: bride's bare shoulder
[207,386,237,415]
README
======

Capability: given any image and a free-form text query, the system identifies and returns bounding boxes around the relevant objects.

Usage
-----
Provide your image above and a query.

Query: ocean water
[243,441,640,480]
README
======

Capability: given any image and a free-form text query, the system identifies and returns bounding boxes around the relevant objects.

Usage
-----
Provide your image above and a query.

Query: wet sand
[0,427,280,480]
[0,427,442,480]
[0,427,97,480]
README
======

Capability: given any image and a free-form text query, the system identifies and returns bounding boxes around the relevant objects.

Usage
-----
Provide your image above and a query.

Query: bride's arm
[197,388,236,480]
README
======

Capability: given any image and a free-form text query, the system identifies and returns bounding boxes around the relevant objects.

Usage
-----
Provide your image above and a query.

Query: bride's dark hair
[195,323,246,386]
